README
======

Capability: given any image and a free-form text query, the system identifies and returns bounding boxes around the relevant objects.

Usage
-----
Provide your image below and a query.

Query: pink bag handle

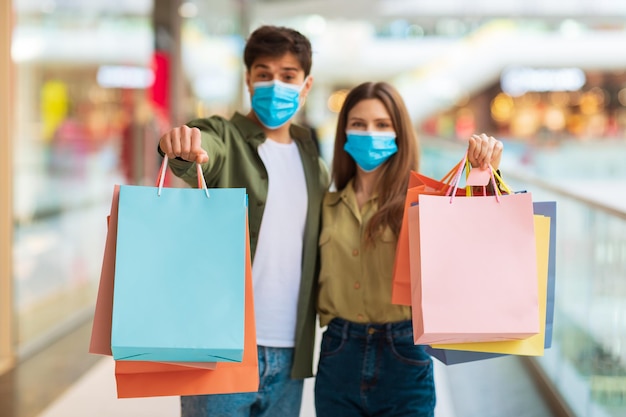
[446,152,501,203]
[445,154,468,199]
[156,155,210,198]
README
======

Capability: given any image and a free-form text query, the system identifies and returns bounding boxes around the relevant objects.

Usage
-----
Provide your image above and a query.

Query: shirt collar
[325,179,380,225]
[326,179,379,205]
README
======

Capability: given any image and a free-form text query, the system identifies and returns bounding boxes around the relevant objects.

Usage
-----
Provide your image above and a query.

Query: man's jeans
[181,346,303,417]
[315,318,436,417]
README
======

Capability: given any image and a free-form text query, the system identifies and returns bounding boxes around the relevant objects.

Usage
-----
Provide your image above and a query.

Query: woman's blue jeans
[181,346,303,417]
[315,318,436,417]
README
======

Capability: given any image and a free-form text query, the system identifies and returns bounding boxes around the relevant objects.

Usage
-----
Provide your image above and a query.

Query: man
[158,25,329,417]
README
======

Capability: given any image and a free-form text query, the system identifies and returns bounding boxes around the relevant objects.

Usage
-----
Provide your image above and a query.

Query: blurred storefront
[420,68,626,143]
[1,0,246,372]
[4,0,171,362]
[10,0,153,359]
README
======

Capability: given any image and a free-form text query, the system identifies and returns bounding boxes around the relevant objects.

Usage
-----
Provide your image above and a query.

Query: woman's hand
[467,133,503,170]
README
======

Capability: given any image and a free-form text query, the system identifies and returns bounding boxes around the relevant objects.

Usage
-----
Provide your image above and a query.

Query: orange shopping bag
[409,160,539,345]
[89,185,119,357]
[114,222,259,398]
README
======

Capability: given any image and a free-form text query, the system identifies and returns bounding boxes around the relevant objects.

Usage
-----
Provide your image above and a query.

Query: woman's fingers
[468,134,503,169]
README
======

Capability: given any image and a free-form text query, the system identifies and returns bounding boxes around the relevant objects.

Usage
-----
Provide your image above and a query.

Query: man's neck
[246,111,293,144]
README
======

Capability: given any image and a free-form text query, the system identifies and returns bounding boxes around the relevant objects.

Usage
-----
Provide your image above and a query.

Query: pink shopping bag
[430,214,550,356]
[392,161,467,306]
[408,164,539,345]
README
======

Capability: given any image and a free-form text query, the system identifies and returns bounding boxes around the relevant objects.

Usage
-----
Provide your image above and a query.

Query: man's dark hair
[244,26,312,76]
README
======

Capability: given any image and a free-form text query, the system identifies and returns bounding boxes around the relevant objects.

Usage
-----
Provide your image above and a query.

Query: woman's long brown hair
[332,82,420,243]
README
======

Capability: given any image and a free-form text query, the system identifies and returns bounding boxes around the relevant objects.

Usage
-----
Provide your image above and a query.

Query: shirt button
[354,282,360,289]
[357,314,364,320]
[352,249,359,256]
[257,200,264,207]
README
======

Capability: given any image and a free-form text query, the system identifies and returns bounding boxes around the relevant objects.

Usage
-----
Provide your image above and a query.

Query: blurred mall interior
[1,0,626,416]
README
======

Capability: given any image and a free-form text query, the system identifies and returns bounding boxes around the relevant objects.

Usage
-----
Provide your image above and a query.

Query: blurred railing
[421,138,626,417]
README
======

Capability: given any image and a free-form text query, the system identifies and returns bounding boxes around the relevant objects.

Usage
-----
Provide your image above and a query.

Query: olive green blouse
[317,179,412,327]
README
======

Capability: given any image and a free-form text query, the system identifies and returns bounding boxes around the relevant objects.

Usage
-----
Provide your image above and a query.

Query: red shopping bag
[409,161,539,345]
[114,220,259,398]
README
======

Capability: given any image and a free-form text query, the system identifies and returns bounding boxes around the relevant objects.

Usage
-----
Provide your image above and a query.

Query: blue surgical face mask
[251,78,307,129]
[344,130,398,172]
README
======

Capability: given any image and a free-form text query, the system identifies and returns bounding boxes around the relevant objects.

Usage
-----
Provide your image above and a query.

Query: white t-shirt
[253,138,308,347]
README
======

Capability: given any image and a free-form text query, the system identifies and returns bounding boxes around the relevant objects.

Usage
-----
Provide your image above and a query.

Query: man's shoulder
[290,123,321,158]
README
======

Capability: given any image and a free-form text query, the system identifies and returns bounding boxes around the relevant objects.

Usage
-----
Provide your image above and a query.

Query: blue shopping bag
[424,347,505,364]
[111,159,248,363]
[533,201,556,348]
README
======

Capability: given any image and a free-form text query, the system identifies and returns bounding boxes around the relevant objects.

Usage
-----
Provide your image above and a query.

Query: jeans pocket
[320,330,346,357]
[390,337,432,367]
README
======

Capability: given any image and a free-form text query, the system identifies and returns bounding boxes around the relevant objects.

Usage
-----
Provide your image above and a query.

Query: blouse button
[357,314,364,320]
[352,249,359,256]
[354,282,360,289]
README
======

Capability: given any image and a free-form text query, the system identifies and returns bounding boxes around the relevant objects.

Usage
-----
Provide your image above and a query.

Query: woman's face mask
[344,130,398,172]
[251,78,308,129]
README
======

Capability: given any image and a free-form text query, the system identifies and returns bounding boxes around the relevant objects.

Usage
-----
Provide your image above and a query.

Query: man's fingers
[159,126,209,163]
[196,153,209,164]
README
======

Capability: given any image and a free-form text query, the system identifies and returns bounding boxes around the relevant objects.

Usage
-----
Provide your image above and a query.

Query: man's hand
[159,125,209,164]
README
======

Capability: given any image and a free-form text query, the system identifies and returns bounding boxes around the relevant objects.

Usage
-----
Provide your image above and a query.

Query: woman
[315,81,502,417]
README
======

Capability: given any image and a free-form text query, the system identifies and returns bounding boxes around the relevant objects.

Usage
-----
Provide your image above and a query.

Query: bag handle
[445,154,469,198]
[462,158,513,197]
[445,152,512,203]
[156,155,210,198]
[440,159,465,185]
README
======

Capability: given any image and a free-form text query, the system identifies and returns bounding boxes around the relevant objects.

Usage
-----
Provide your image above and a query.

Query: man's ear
[301,75,314,99]
[245,71,252,95]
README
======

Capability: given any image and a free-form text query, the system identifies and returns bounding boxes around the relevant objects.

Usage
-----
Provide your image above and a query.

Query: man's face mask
[344,130,398,172]
[251,78,308,129]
